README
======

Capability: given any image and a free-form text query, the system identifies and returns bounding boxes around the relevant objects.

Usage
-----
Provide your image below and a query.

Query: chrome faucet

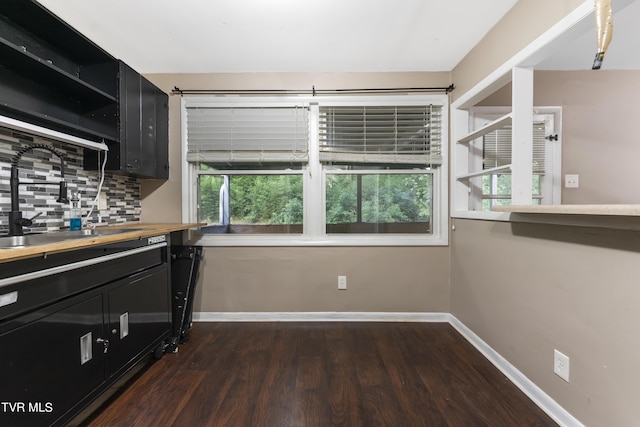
[9,143,69,236]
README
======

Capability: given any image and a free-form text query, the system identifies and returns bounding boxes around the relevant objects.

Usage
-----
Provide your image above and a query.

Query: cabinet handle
[0,242,167,289]
[96,337,110,354]
[80,332,92,365]
[120,312,129,339]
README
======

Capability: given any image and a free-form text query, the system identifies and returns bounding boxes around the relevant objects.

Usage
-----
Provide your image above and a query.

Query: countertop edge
[0,223,204,263]
[492,204,640,216]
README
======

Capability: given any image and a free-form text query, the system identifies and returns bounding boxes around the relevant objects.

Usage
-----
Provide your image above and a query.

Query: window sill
[184,232,448,247]
[490,204,640,230]
[492,204,640,216]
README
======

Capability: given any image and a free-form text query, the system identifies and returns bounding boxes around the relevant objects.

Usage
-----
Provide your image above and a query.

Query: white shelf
[456,164,511,181]
[492,204,640,216]
[490,204,640,230]
[0,114,108,151]
[457,113,512,144]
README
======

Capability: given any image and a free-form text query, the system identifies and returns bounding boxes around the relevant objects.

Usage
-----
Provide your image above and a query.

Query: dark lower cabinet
[108,268,171,375]
[0,238,171,427]
[0,293,107,427]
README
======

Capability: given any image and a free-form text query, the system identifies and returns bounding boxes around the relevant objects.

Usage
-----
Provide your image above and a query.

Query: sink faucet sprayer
[9,143,69,236]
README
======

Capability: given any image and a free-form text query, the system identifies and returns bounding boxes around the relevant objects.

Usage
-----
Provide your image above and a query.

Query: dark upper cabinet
[154,83,170,179]
[135,68,169,179]
[85,61,169,179]
[0,1,169,179]
[0,0,119,142]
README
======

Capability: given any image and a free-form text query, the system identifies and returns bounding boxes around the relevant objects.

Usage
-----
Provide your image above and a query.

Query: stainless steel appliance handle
[0,242,167,289]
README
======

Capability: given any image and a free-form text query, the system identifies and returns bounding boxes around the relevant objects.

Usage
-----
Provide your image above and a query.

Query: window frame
[468,106,562,211]
[182,95,449,246]
[451,65,564,221]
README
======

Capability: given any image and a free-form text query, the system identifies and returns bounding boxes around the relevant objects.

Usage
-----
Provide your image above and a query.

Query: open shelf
[0,1,113,65]
[0,38,117,106]
[0,86,120,141]
[0,1,118,144]
[457,113,512,144]
[456,164,512,181]
[0,0,168,178]
[492,204,640,216]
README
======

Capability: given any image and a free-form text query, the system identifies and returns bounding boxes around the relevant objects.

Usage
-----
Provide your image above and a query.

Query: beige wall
[538,70,640,204]
[141,72,452,313]
[196,246,449,312]
[535,70,640,204]
[480,70,640,204]
[450,219,640,426]
[450,1,640,425]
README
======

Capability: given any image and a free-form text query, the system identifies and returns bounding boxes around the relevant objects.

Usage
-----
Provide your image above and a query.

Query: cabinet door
[138,76,158,178]
[107,266,170,375]
[122,62,142,173]
[154,87,169,179]
[0,294,106,427]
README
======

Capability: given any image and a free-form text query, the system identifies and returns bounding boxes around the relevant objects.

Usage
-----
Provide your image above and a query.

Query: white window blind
[318,105,443,165]
[483,122,546,173]
[186,106,309,163]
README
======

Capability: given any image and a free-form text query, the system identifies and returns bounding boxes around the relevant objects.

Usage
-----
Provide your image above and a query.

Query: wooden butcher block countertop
[0,223,203,263]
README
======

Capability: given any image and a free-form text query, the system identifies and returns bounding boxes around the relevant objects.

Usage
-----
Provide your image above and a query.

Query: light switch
[564,174,579,188]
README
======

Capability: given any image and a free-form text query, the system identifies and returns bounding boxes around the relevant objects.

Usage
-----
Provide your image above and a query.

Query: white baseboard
[448,315,584,427]
[193,311,449,322]
[192,311,583,427]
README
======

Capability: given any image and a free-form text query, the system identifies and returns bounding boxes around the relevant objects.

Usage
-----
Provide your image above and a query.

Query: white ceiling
[35,0,519,74]
[534,0,640,71]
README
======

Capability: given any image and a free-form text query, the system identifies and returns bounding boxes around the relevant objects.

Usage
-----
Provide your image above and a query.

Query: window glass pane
[326,173,431,234]
[199,174,303,234]
[481,174,543,211]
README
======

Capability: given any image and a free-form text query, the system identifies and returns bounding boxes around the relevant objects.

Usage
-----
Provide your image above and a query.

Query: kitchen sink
[0,228,144,249]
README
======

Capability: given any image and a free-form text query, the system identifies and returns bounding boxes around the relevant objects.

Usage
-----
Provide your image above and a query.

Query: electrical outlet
[554,349,570,382]
[338,275,347,290]
[98,193,108,210]
[564,174,579,188]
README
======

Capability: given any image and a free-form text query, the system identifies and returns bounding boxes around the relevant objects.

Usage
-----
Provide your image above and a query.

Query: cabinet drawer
[0,242,167,327]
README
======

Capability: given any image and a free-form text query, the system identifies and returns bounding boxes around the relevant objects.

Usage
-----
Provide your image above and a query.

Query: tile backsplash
[0,130,141,235]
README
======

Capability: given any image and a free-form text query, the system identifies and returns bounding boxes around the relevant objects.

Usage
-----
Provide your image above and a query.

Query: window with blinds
[186,106,309,164]
[318,105,442,165]
[481,121,549,210]
[483,122,546,173]
[182,95,450,244]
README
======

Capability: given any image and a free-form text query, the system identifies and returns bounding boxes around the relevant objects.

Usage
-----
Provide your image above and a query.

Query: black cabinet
[123,63,169,179]
[84,61,169,179]
[0,237,171,426]
[0,0,118,142]
[108,267,171,375]
[0,293,107,426]
[0,1,169,179]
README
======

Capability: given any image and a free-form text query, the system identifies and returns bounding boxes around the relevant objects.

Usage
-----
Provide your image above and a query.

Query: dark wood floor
[81,322,557,427]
